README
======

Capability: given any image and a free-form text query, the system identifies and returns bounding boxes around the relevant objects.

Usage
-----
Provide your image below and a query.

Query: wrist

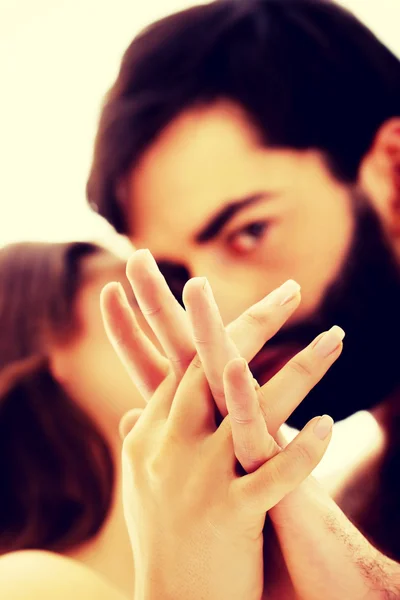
[133,551,205,600]
[134,557,178,600]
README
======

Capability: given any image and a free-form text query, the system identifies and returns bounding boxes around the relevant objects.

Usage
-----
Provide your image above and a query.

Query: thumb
[119,408,144,440]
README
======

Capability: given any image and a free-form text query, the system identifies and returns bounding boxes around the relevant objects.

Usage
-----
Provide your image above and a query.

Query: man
[87,0,400,563]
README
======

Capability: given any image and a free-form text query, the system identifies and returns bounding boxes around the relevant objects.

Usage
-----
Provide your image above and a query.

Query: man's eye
[228,221,269,254]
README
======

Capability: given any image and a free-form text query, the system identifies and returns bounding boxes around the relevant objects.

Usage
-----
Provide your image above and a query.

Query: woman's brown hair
[0,241,114,554]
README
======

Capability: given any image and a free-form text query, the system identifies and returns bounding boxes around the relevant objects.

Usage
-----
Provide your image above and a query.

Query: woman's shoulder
[0,550,127,600]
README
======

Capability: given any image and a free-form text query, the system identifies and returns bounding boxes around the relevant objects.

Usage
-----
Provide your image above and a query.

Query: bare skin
[102,249,400,600]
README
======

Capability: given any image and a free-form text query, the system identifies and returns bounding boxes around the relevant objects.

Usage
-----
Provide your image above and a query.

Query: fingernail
[200,277,210,292]
[134,248,160,274]
[264,279,301,307]
[201,278,217,305]
[313,415,334,440]
[238,357,249,373]
[313,326,345,358]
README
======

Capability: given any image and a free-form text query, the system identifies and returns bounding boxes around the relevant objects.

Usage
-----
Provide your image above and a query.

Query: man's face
[127,101,355,324]
[126,100,400,424]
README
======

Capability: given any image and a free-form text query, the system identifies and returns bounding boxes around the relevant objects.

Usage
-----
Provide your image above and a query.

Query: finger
[126,250,195,376]
[259,326,345,436]
[182,277,239,410]
[227,280,301,362]
[100,282,169,400]
[119,408,144,440]
[167,358,217,437]
[223,358,280,473]
[183,277,301,416]
[233,415,333,514]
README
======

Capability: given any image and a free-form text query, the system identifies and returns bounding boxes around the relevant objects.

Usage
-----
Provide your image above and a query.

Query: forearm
[269,477,400,600]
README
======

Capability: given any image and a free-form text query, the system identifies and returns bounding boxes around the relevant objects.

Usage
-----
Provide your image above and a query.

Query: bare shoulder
[0,550,127,600]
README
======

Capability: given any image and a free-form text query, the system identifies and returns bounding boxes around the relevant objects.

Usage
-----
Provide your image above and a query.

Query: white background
[1,0,399,246]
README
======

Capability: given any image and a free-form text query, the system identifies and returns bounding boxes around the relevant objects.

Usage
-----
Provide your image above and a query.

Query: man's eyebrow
[194,193,270,244]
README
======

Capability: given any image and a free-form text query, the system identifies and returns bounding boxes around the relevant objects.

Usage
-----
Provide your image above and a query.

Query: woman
[0,240,148,597]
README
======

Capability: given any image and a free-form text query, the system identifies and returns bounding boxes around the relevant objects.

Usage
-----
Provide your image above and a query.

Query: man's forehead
[127,101,333,244]
[128,152,312,249]
[129,190,223,249]
[128,101,262,199]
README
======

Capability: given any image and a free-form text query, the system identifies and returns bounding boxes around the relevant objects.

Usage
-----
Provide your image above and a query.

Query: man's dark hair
[86,0,400,233]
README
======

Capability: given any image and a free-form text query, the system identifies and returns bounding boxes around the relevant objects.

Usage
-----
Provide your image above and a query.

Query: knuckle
[231,412,255,426]
[122,424,173,484]
[146,431,186,484]
[147,437,176,482]
[241,309,269,330]
[287,357,313,378]
[168,350,196,371]
[288,440,315,468]
[193,323,225,347]
[147,453,166,482]
[190,353,203,370]
[122,429,140,456]
[192,336,210,346]
[163,427,184,453]
[141,304,163,317]
[262,461,285,489]
[234,466,277,511]
[121,434,147,478]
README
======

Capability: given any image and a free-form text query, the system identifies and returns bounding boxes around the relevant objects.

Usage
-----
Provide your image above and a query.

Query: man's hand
[270,476,400,600]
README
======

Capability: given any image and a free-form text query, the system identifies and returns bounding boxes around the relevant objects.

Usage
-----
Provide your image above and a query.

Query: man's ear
[359,118,400,237]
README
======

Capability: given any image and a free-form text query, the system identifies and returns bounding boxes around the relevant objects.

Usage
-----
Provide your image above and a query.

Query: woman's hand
[117,350,332,600]
[100,249,342,600]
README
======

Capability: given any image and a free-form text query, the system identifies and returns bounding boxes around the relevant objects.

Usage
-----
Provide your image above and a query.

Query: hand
[101,250,339,600]
[107,249,399,600]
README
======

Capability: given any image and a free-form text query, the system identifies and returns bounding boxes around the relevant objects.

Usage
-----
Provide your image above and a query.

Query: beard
[264,192,400,429]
